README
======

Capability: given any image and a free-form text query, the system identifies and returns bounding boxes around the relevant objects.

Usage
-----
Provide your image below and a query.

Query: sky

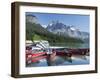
[26,12,90,32]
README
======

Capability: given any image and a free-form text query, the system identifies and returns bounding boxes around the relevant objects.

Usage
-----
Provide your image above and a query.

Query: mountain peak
[46,20,89,39]
[47,20,66,30]
[26,14,38,24]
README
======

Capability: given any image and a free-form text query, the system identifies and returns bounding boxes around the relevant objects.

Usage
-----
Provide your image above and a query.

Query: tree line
[26,22,83,43]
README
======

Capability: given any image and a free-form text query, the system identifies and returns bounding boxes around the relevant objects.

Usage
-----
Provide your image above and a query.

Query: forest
[26,22,84,43]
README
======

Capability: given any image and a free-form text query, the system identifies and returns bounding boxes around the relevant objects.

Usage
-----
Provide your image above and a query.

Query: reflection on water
[26,55,89,67]
[26,42,90,67]
[50,43,89,48]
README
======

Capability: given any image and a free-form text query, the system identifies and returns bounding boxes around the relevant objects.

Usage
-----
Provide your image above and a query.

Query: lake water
[26,42,90,67]
[26,55,89,67]
[50,42,89,48]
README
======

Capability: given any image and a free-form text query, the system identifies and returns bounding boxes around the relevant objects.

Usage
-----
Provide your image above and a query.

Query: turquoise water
[50,43,89,48]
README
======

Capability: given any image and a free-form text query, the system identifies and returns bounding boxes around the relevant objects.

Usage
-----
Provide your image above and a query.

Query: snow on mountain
[70,27,76,31]
[42,25,47,28]
[46,21,89,40]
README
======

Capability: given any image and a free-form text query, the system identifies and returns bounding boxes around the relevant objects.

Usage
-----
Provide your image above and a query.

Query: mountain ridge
[26,14,86,43]
[46,21,89,40]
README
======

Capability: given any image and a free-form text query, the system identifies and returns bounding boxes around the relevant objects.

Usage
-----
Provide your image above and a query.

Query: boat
[53,47,89,57]
[26,46,47,64]
[55,48,72,57]
[67,48,89,56]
